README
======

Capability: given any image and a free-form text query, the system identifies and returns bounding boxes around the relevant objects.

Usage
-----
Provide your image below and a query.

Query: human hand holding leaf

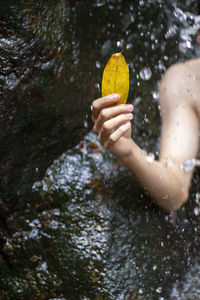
[92,52,133,158]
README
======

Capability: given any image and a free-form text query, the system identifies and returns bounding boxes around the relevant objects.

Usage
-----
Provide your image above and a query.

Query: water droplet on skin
[141,150,147,156]
[146,153,155,163]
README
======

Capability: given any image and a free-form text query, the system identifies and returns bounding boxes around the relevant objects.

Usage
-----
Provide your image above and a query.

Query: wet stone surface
[0,1,97,207]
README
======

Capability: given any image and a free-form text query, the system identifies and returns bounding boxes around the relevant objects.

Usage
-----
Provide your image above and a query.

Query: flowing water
[1,0,200,299]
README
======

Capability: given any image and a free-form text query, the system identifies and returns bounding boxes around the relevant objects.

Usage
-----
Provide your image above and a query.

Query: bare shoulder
[159,58,200,110]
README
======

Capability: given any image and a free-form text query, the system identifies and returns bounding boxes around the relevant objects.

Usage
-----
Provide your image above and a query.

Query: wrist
[117,140,135,164]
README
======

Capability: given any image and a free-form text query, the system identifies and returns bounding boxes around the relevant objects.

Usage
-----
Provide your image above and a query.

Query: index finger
[92,94,120,121]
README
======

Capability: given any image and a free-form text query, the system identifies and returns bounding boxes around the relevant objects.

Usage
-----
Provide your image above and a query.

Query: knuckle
[118,104,125,110]
[104,136,115,149]
[118,126,123,134]
[99,109,107,121]
[117,128,124,136]
[121,123,128,131]
[109,135,116,144]
[102,122,109,132]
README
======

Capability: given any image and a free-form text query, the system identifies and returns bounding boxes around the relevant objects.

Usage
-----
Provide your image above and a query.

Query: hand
[92,94,134,159]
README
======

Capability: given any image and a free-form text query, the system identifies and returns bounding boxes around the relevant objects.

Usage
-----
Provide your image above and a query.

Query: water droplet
[139,67,152,80]
[152,91,159,100]
[146,153,155,163]
[101,40,112,55]
[84,119,88,128]
[195,193,200,204]
[95,83,100,91]
[165,25,178,39]
[126,43,132,49]
[156,287,162,294]
[116,40,123,47]
[153,264,157,271]
[180,158,200,171]
[141,150,147,156]
[194,207,200,216]
[138,288,144,294]
[95,61,101,68]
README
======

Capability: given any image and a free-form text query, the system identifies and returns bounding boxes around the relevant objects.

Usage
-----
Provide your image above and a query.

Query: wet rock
[0,6,95,209]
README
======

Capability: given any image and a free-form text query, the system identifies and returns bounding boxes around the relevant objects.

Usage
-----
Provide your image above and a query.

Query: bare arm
[92,61,200,211]
[122,63,200,210]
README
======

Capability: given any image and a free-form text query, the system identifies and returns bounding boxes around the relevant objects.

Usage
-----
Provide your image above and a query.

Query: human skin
[92,58,200,212]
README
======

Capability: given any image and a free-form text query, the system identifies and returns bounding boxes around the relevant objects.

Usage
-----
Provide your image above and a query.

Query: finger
[92,94,120,121]
[93,104,134,134]
[104,122,131,149]
[98,113,133,143]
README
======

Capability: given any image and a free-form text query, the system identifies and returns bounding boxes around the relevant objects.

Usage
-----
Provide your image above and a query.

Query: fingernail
[127,104,134,111]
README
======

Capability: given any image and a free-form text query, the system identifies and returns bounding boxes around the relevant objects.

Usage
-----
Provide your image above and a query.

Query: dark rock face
[0,5,95,209]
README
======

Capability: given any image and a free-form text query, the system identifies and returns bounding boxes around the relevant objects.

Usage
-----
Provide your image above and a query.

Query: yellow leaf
[102,52,129,105]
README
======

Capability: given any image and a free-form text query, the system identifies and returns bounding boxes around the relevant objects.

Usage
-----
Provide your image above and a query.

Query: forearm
[121,140,192,211]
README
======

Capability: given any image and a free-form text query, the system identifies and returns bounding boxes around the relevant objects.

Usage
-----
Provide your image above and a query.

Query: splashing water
[180,158,200,172]
[170,263,200,300]
[173,7,200,53]
[139,67,152,80]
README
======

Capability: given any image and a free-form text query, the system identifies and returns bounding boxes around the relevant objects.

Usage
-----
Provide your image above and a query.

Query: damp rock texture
[0,2,95,213]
